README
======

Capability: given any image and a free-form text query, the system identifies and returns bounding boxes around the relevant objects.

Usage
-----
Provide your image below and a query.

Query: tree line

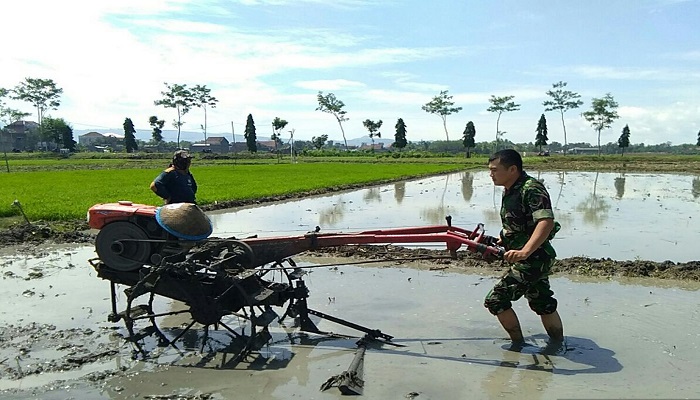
[3,78,700,157]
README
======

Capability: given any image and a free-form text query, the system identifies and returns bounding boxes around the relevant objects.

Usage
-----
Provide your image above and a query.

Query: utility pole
[288,129,295,164]
[272,122,279,163]
[231,121,237,166]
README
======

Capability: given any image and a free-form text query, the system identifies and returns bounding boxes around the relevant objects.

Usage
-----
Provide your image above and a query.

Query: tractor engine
[88,201,211,271]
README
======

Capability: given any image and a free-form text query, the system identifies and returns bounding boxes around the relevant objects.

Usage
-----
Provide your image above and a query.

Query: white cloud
[2,1,698,145]
[228,0,375,8]
[295,80,366,91]
[619,106,648,119]
[568,65,700,81]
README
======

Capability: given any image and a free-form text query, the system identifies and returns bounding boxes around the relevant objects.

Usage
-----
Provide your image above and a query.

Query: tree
[154,83,194,148]
[1,108,30,124]
[0,88,7,116]
[42,117,75,151]
[394,118,407,150]
[421,90,462,141]
[582,93,620,155]
[316,91,349,151]
[618,124,631,156]
[696,130,700,147]
[462,121,476,158]
[312,134,328,149]
[543,81,583,154]
[191,84,218,141]
[535,114,548,152]
[362,119,383,150]
[123,118,138,153]
[244,114,257,153]
[487,95,520,150]
[0,88,31,125]
[148,116,165,147]
[11,78,63,125]
[271,117,288,161]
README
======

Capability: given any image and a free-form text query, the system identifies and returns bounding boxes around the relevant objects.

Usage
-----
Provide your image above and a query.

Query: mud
[1,246,699,399]
[305,245,700,281]
[0,220,92,246]
[1,171,700,398]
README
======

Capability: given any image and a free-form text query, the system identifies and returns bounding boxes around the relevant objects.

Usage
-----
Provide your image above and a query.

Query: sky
[1,0,699,146]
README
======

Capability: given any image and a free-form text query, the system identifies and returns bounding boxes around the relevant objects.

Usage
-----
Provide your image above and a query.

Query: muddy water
[2,245,700,399]
[208,171,700,262]
[2,171,700,398]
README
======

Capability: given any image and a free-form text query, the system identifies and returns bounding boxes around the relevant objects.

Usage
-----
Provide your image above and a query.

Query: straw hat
[155,203,212,240]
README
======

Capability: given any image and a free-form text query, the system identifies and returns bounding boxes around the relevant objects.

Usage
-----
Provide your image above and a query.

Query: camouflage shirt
[500,172,559,259]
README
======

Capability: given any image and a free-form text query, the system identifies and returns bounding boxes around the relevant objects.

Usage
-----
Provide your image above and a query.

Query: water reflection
[483,185,502,223]
[575,172,611,227]
[554,171,566,208]
[461,172,474,202]
[421,174,453,225]
[207,171,700,262]
[614,174,626,199]
[536,170,545,184]
[318,200,346,226]
[395,182,406,204]
[362,187,381,203]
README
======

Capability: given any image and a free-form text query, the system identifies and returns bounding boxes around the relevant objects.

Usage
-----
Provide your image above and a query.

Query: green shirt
[500,172,559,259]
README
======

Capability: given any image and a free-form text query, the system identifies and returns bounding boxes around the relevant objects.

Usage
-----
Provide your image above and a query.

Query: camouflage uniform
[484,172,561,316]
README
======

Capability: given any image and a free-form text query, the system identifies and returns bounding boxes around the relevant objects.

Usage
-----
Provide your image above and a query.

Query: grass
[0,162,465,222]
[2,151,699,226]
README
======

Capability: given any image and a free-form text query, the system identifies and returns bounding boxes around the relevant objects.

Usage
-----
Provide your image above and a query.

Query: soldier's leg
[523,267,563,342]
[484,270,529,342]
[540,311,563,342]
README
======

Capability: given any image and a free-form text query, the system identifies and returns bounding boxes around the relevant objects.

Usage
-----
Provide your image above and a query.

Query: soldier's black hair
[488,149,523,172]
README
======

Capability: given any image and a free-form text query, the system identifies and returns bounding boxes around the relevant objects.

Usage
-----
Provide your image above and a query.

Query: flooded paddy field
[209,171,700,262]
[1,171,699,399]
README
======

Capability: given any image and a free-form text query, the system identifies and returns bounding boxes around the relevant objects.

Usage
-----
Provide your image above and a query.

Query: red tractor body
[88,201,157,230]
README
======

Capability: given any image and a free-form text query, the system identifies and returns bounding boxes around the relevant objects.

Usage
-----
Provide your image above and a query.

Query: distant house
[103,132,124,141]
[2,120,40,150]
[358,143,387,152]
[79,132,105,146]
[191,143,212,153]
[257,140,278,152]
[204,136,229,153]
[230,142,249,152]
[568,147,599,155]
[78,131,124,151]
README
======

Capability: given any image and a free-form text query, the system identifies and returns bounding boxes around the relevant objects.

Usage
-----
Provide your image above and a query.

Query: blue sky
[1,0,698,145]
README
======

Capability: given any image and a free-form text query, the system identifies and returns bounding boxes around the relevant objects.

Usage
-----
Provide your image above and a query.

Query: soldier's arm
[523,184,555,254]
[503,184,555,263]
[519,218,554,257]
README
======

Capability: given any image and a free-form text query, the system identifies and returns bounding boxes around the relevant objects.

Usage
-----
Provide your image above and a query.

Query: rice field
[0,162,464,221]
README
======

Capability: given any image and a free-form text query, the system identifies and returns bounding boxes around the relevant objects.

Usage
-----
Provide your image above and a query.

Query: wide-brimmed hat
[155,203,212,241]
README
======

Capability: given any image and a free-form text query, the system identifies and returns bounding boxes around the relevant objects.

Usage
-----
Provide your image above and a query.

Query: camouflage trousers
[484,257,558,316]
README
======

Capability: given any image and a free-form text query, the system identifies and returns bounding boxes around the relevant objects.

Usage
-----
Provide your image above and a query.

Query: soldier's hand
[503,249,529,263]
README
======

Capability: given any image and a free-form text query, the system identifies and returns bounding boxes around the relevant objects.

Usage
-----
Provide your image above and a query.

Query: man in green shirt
[484,149,564,346]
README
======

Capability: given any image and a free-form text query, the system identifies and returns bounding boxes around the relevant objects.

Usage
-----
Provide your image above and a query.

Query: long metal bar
[306,308,393,341]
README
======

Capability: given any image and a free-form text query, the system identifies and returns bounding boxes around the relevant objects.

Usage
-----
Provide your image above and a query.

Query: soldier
[484,149,563,347]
